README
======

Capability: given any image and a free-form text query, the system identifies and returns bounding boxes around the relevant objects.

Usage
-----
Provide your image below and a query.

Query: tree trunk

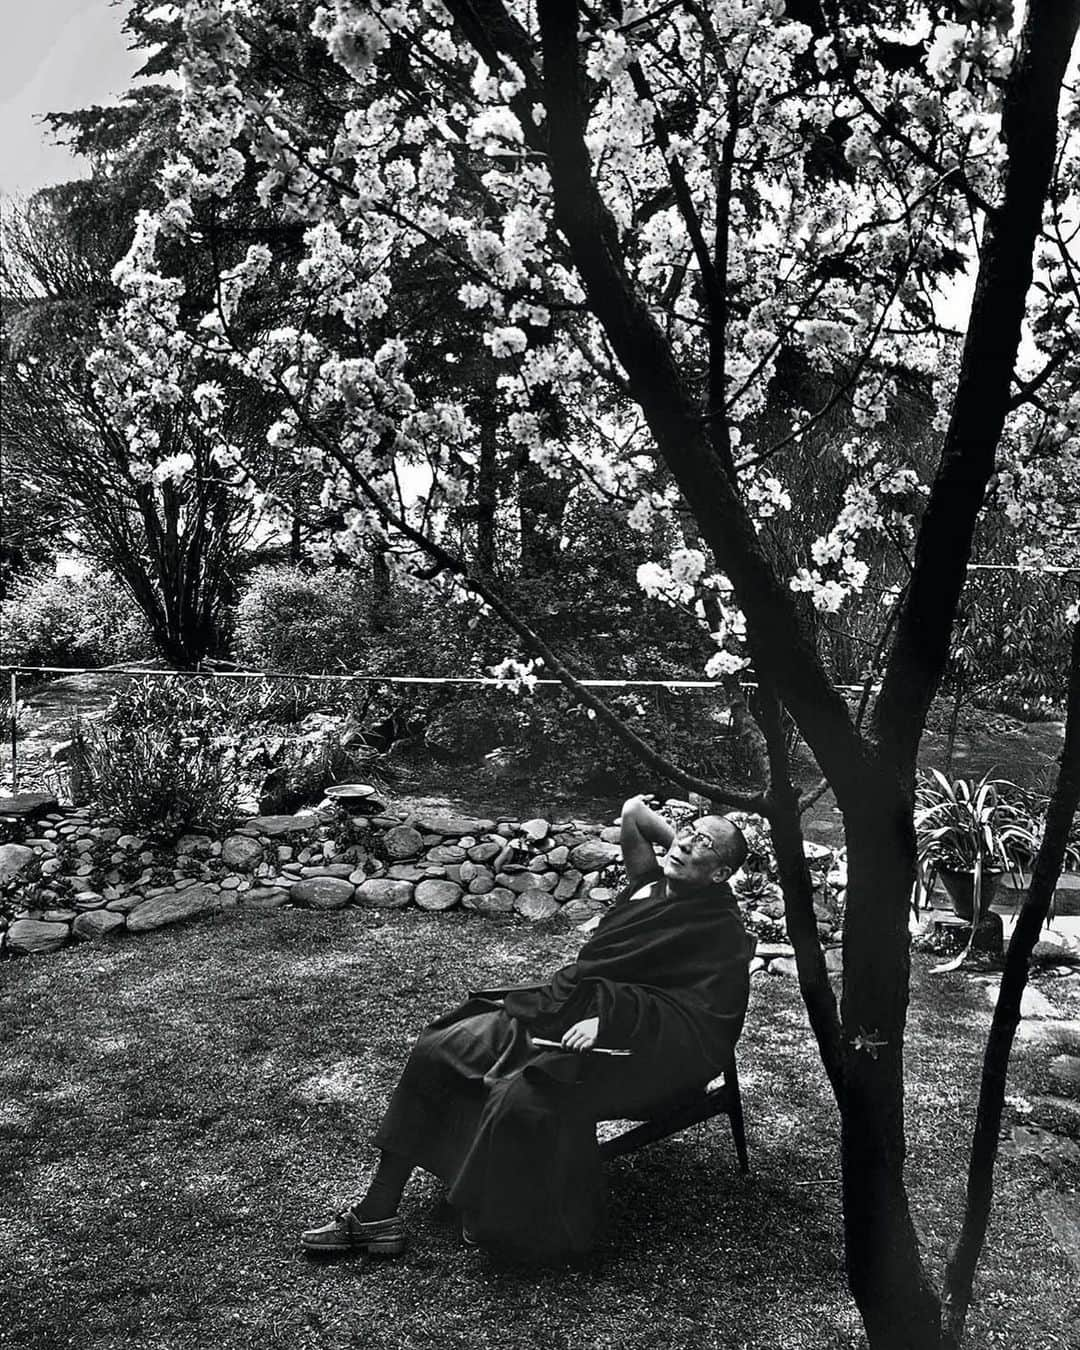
[841,793,943,1349]
[943,621,1080,1347]
[755,682,844,1099]
[475,358,499,576]
[369,545,393,633]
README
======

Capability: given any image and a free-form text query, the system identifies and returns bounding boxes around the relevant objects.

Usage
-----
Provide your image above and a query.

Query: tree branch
[875,0,1080,770]
[535,0,872,807]
[942,620,1080,1347]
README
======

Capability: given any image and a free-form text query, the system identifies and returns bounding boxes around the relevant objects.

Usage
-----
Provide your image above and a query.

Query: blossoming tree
[96,1,1080,1345]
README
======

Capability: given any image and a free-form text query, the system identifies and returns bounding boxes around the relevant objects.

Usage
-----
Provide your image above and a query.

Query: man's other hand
[561,1017,599,1052]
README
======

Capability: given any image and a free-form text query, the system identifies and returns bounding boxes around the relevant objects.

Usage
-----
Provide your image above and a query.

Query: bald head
[695,815,749,875]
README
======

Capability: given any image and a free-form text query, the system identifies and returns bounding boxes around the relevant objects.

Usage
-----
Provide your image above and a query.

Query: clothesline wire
[1,664,884,694]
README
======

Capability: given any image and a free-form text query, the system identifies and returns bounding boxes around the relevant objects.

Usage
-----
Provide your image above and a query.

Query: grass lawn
[1,906,1077,1350]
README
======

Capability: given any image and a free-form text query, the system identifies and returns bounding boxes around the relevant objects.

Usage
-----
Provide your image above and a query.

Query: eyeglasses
[674,829,723,862]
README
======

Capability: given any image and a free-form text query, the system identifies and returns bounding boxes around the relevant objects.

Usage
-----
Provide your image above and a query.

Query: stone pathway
[983,961,1080,1279]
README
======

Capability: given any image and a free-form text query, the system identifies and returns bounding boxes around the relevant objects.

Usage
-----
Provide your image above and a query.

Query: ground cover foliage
[1,907,1076,1350]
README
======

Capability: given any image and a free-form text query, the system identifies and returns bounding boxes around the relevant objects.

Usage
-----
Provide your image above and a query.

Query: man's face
[661,822,730,889]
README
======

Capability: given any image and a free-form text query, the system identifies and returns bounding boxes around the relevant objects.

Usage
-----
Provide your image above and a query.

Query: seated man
[301,793,752,1264]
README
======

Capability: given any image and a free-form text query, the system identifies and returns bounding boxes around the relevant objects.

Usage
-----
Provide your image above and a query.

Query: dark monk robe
[371,868,753,1263]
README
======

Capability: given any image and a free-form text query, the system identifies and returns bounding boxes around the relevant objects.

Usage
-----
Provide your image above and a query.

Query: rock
[459,860,479,883]
[467,841,502,864]
[999,1124,1080,1166]
[387,863,427,882]
[5,919,69,955]
[588,887,616,903]
[175,834,213,856]
[106,895,142,915]
[384,825,424,859]
[749,956,766,976]
[299,864,354,879]
[568,839,621,872]
[355,879,415,909]
[520,818,549,842]
[414,880,462,911]
[599,826,622,844]
[426,844,467,865]
[824,948,843,974]
[984,981,1060,1019]
[247,813,319,837]
[243,888,291,910]
[73,892,106,910]
[416,813,496,837]
[1049,1055,1080,1091]
[515,890,559,921]
[1040,1191,1080,1279]
[0,793,58,820]
[554,869,583,901]
[754,941,796,960]
[127,885,223,933]
[527,855,551,874]
[768,957,800,978]
[220,875,242,891]
[463,887,516,915]
[73,910,125,940]
[508,872,555,894]
[546,845,569,868]
[291,877,354,910]
[42,909,77,923]
[116,835,142,851]
[467,874,496,895]
[220,835,264,871]
[0,844,36,884]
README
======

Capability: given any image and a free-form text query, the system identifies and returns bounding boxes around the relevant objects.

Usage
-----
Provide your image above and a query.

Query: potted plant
[914,770,1036,924]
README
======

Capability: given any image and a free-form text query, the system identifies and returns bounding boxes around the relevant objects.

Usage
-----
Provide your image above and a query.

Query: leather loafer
[301,1208,406,1257]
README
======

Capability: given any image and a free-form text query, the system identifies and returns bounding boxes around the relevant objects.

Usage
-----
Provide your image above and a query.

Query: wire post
[9,670,17,795]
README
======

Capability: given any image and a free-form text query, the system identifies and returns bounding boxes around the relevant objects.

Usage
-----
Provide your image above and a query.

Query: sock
[353,1150,414,1221]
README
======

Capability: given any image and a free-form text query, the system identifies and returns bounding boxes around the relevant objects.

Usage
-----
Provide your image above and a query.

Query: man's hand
[561,1017,599,1052]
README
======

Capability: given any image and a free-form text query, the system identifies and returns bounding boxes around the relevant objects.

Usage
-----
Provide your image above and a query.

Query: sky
[0,0,144,199]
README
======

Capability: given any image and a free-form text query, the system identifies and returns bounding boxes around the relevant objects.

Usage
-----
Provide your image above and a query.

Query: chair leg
[726,1060,749,1172]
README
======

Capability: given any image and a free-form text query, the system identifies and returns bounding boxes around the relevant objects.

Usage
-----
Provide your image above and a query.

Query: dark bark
[875,0,1080,771]
[756,683,844,1099]
[942,622,1080,1347]
[842,792,943,1349]
[475,360,499,576]
[369,545,393,633]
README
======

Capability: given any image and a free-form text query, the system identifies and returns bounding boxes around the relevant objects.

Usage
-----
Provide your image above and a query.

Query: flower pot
[938,867,1003,922]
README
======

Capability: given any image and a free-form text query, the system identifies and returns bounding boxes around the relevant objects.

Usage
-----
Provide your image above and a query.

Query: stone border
[0,798,845,976]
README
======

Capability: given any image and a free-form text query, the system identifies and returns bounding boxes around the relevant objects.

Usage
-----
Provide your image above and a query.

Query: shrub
[0,567,154,668]
[71,717,240,838]
[233,565,370,673]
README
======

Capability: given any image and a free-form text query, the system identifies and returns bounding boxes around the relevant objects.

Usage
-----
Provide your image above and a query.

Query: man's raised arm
[620,794,675,886]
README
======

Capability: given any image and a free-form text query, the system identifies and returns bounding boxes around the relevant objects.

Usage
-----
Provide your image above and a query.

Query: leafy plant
[913,770,1046,971]
[71,718,240,839]
[0,567,153,668]
[915,770,1037,880]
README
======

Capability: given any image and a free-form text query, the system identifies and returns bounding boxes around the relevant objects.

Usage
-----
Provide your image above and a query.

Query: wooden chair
[468,985,749,1172]
[597,1054,748,1171]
